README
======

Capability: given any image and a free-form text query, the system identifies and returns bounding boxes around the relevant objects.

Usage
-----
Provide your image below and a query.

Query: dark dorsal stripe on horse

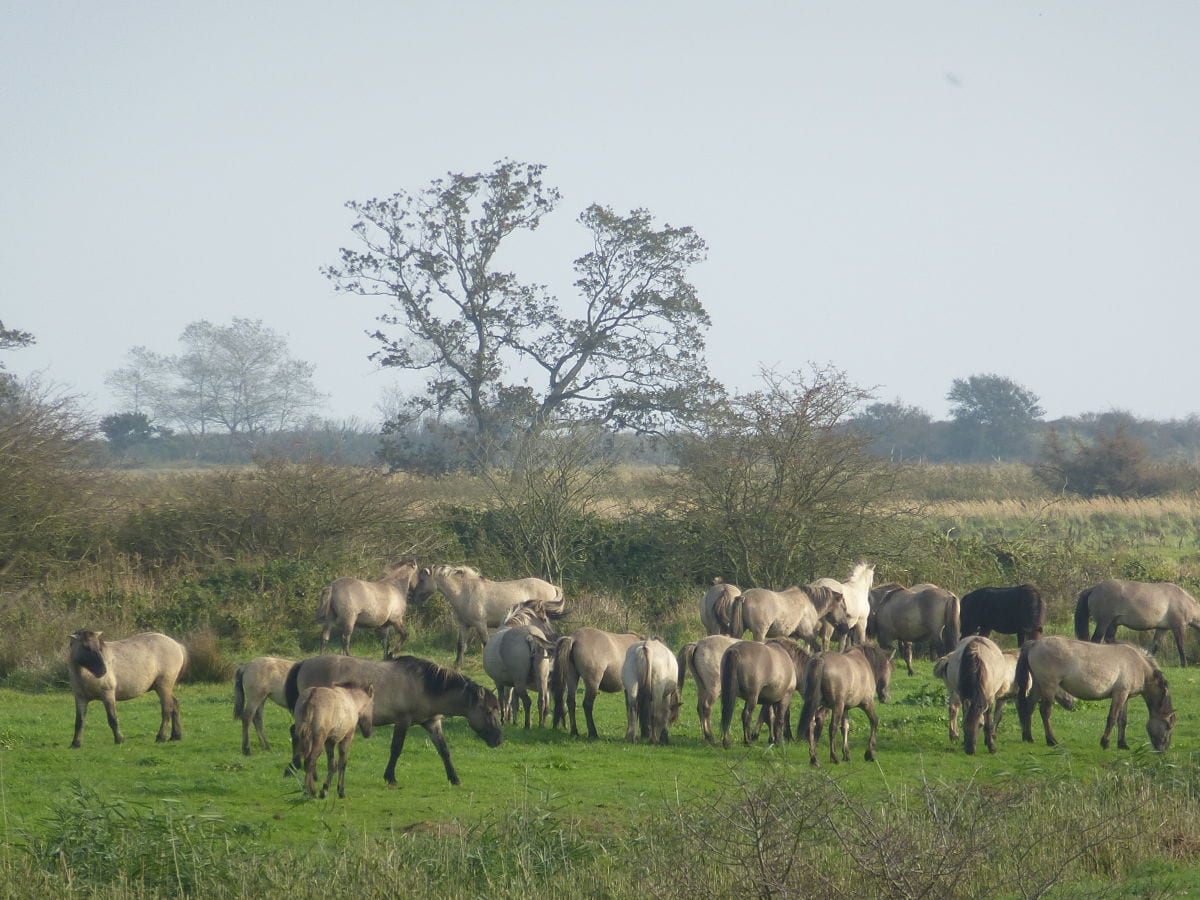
[387,654,484,703]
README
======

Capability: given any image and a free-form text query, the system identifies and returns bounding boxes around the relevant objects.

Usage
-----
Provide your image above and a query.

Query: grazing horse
[68,630,187,748]
[285,654,503,786]
[814,561,876,648]
[1075,579,1200,666]
[729,584,848,650]
[293,682,375,799]
[960,584,1045,646]
[719,638,810,748]
[700,578,742,636]
[800,645,893,765]
[233,655,294,754]
[678,635,740,742]
[483,624,556,729]
[1018,635,1176,751]
[622,639,682,744]
[933,637,1009,754]
[867,583,961,674]
[316,561,418,657]
[412,564,564,666]
[551,628,643,738]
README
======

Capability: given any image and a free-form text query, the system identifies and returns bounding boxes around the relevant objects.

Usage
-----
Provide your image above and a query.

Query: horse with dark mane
[960,584,1044,646]
[800,645,893,765]
[285,654,502,786]
[68,630,188,748]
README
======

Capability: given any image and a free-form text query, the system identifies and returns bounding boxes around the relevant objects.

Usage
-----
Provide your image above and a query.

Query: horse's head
[861,645,894,703]
[1147,671,1176,752]
[68,630,107,678]
[466,685,504,748]
[411,566,437,604]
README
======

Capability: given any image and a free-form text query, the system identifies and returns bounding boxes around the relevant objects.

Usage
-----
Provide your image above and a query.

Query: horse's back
[1026,635,1149,698]
[108,633,187,699]
[1090,579,1190,627]
[692,635,740,694]
[240,656,294,704]
[292,656,407,725]
[329,576,405,624]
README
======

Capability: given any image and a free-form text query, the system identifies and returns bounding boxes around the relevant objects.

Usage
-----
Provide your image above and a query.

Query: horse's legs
[1171,624,1188,667]
[583,686,601,740]
[864,704,880,762]
[566,675,580,736]
[340,623,354,656]
[319,622,332,654]
[1091,618,1109,643]
[335,739,350,799]
[699,694,714,743]
[454,624,469,668]
[741,696,756,745]
[1101,690,1129,749]
[422,718,461,786]
[70,696,90,748]
[947,691,960,742]
[383,723,409,784]
[902,643,914,677]
[320,741,335,798]
[1116,702,1129,750]
[252,701,270,751]
[1039,698,1057,746]
[830,702,846,763]
[840,711,852,762]
[102,693,124,745]
[519,689,532,730]
[624,686,638,742]
[984,702,997,753]
[807,708,821,766]
[167,687,182,741]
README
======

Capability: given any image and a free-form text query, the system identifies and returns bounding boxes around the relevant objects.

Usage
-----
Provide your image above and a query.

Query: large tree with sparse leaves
[325,160,721,463]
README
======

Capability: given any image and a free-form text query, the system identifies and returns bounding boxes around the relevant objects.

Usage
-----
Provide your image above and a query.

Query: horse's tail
[1015,643,1035,742]
[284,661,303,713]
[798,654,825,739]
[550,635,575,730]
[729,595,746,639]
[712,588,734,634]
[636,644,654,739]
[959,639,986,754]
[677,642,696,692]
[295,719,314,759]
[1074,587,1094,640]
[233,664,247,720]
[943,593,961,654]
[315,584,334,624]
[719,648,738,745]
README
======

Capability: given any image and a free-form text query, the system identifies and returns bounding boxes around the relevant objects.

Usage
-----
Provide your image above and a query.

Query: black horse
[959,585,1044,646]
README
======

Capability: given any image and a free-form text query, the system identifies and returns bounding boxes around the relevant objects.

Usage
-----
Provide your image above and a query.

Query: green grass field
[5,631,1200,897]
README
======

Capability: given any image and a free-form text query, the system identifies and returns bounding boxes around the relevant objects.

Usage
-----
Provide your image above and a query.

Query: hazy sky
[4,2,1199,427]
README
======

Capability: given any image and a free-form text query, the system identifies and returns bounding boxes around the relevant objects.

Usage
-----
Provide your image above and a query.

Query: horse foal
[293,682,375,799]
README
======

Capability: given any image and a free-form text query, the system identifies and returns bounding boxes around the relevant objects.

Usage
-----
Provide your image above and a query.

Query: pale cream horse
[815,561,875,648]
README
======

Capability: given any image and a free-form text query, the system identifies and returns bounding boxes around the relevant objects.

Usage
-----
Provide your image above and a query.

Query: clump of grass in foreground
[10,765,1200,899]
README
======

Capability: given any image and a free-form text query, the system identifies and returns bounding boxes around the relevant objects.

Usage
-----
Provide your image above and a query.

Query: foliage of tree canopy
[325,160,721,464]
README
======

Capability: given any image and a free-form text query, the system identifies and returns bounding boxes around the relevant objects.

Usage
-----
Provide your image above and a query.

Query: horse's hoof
[242,748,251,757]
[69,741,80,749]
[1118,741,1130,750]
[865,751,875,762]
[114,736,124,745]
[1100,738,1110,750]
[155,735,166,743]
[809,757,819,767]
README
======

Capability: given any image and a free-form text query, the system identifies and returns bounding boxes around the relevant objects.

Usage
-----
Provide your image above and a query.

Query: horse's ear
[366,683,375,697]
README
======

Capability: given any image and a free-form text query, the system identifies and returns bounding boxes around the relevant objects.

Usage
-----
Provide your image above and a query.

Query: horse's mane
[387,654,482,699]
[847,561,874,581]
[441,564,481,578]
[855,643,893,675]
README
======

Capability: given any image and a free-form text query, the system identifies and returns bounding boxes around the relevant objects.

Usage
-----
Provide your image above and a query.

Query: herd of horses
[66,560,1200,798]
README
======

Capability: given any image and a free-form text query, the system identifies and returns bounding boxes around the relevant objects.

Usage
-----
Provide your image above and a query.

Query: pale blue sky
[4,2,1198,426]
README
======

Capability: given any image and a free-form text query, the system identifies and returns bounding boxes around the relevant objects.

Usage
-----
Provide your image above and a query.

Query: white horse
[622,638,681,744]
[814,561,875,648]
[412,564,564,666]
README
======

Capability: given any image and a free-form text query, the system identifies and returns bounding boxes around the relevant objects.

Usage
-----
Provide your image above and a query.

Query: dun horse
[933,636,1009,754]
[1075,578,1200,666]
[285,654,503,786]
[814,561,876,648]
[315,561,418,657]
[412,564,564,666]
[719,638,810,748]
[483,624,556,729]
[551,627,642,738]
[678,635,740,742]
[729,584,847,650]
[68,630,187,748]
[233,655,294,754]
[867,583,960,674]
[800,644,893,765]
[700,578,741,636]
[293,681,375,799]
[622,639,682,744]
[1017,635,1176,751]
[960,584,1045,646]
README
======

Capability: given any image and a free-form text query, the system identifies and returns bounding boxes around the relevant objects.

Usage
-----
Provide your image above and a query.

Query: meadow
[6,462,1200,896]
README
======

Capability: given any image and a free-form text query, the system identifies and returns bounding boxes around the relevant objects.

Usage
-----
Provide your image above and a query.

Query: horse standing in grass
[1075,579,1200,666]
[233,655,294,754]
[1017,635,1175,751]
[285,654,503,786]
[960,584,1045,646]
[412,564,564,666]
[729,584,848,650]
[294,682,375,799]
[678,635,740,742]
[867,583,960,674]
[719,638,810,748]
[483,625,556,729]
[932,636,1009,754]
[700,578,741,636]
[800,644,893,765]
[814,561,876,649]
[315,561,419,657]
[68,630,188,748]
[622,639,681,744]
[551,628,643,739]
[502,599,567,641]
